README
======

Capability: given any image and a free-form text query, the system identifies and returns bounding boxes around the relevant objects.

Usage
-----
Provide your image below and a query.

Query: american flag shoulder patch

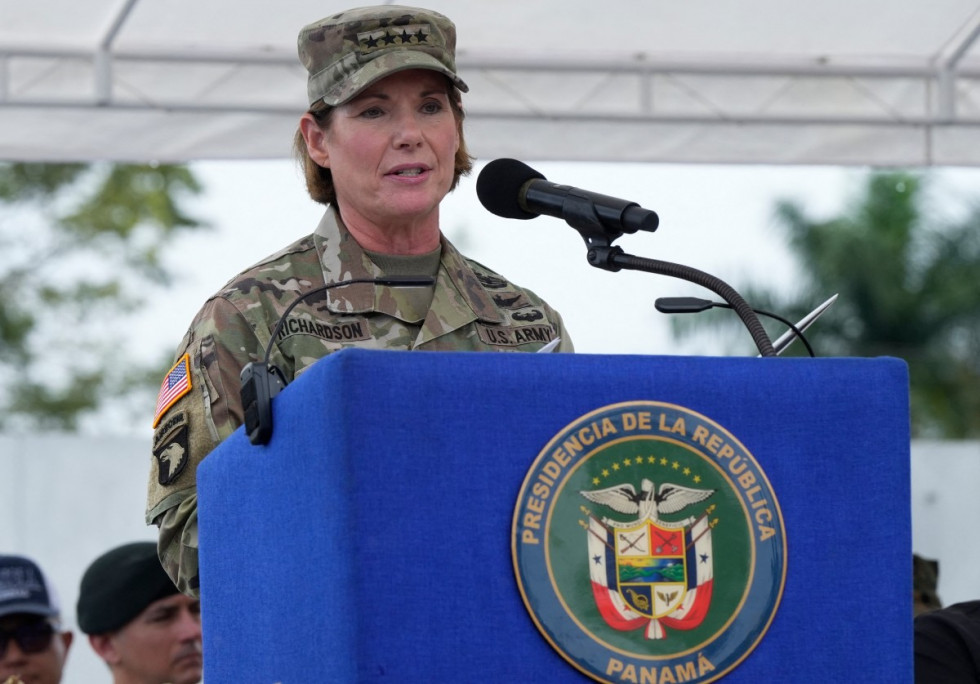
[152,354,192,428]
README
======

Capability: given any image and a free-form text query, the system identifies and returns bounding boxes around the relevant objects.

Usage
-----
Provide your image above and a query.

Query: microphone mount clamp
[564,214,777,357]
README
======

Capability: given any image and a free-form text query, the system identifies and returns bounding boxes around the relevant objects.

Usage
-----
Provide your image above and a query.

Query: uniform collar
[313,207,503,326]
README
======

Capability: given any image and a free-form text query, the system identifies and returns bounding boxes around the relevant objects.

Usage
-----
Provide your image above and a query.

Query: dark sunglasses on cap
[0,620,55,657]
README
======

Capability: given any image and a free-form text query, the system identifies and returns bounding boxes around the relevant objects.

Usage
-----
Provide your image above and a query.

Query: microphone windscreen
[476,158,545,220]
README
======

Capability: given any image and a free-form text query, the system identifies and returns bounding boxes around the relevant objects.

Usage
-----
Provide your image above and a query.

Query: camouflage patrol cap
[298,5,469,106]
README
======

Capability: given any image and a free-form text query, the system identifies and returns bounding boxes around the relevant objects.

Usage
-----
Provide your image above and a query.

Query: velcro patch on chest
[275,316,371,343]
[477,323,555,347]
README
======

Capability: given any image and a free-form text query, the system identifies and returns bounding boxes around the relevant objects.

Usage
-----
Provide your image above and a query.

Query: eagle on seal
[580,478,714,523]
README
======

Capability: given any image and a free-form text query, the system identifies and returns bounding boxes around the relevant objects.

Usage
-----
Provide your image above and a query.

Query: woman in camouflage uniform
[146,5,573,596]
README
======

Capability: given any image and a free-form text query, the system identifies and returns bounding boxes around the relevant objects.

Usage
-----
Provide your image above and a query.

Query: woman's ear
[299,113,330,168]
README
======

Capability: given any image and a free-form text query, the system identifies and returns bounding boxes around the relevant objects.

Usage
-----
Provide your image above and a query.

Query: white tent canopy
[3,0,980,165]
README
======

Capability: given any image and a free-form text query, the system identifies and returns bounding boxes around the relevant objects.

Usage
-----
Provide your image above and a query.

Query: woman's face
[314,69,460,233]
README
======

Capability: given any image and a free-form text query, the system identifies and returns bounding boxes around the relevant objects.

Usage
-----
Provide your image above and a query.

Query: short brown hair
[293,83,474,206]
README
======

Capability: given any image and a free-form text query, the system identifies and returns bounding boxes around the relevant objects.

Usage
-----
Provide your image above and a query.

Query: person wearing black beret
[77,542,202,684]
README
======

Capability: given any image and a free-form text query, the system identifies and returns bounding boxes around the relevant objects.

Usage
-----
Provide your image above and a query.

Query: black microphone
[240,275,435,445]
[654,296,816,357]
[476,158,659,235]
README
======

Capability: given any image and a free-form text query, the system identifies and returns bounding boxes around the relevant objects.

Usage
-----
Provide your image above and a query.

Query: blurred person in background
[915,599,980,683]
[0,554,72,684]
[77,542,202,684]
[912,553,942,617]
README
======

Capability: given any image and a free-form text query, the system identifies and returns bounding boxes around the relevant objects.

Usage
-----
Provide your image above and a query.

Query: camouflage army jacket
[146,207,573,595]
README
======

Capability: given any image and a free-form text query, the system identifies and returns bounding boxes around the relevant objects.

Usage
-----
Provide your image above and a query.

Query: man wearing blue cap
[0,554,73,684]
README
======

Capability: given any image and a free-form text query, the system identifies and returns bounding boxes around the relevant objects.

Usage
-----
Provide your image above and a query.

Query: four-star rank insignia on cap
[512,401,786,684]
[357,24,431,53]
[152,353,191,428]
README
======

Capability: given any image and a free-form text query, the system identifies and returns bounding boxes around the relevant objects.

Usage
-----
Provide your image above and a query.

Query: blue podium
[197,350,911,682]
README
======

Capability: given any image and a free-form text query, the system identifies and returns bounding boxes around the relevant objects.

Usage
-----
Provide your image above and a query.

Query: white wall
[909,439,980,607]
[1,436,156,683]
[1,436,976,682]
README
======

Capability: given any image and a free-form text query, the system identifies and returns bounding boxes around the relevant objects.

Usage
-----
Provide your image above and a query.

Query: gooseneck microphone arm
[655,296,815,357]
[589,246,777,358]
[566,188,776,357]
[476,159,776,357]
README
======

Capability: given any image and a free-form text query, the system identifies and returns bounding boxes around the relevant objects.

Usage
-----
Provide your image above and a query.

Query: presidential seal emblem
[512,402,786,683]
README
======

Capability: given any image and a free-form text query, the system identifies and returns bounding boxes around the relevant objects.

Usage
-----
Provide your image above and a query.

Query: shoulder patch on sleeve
[152,354,192,428]
[154,422,190,486]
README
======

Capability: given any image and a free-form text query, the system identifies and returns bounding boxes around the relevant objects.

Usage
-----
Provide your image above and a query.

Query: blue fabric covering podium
[197,350,911,682]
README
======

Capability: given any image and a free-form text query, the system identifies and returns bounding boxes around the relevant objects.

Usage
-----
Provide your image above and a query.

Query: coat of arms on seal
[512,401,786,684]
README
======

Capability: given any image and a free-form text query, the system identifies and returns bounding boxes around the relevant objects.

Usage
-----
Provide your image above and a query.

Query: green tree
[0,162,207,431]
[671,171,980,438]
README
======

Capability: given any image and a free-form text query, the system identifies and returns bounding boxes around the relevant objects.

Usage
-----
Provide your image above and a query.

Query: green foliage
[0,163,88,201]
[0,162,207,431]
[671,171,980,438]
